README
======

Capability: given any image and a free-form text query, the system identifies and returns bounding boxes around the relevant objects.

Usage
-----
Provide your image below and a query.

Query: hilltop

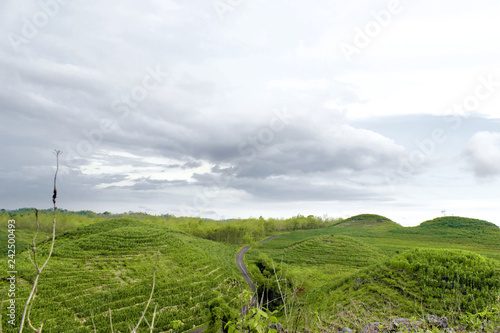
[416,216,500,231]
[334,214,402,229]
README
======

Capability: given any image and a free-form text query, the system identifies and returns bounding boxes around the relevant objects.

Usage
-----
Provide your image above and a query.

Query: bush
[206,296,238,333]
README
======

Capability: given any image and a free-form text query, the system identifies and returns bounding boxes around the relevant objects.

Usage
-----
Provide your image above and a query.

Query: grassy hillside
[1,218,245,332]
[247,234,388,289]
[1,211,499,331]
[334,214,402,229]
[387,216,500,261]
[312,248,500,331]
[245,214,500,331]
[272,235,384,267]
[417,216,500,231]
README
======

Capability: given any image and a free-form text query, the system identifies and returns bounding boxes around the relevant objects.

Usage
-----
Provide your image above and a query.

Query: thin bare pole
[19,150,62,333]
[131,252,159,333]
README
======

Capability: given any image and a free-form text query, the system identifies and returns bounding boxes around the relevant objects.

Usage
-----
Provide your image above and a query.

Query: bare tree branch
[149,304,158,333]
[131,252,159,333]
[109,309,114,333]
[19,151,62,333]
[272,260,289,327]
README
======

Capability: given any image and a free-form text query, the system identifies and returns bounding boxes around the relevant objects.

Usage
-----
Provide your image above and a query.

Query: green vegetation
[0,210,340,247]
[334,214,402,229]
[245,214,500,331]
[205,295,238,333]
[317,248,499,315]
[0,210,340,332]
[1,217,245,332]
[1,211,499,332]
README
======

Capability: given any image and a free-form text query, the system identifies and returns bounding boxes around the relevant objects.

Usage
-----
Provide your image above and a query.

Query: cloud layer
[1,0,499,225]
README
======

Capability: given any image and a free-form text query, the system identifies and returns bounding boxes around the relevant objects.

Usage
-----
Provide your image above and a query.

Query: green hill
[2,218,244,332]
[2,211,499,332]
[247,233,389,290]
[245,214,500,331]
[417,216,500,232]
[313,248,500,330]
[334,214,402,229]
[271,234,385,268]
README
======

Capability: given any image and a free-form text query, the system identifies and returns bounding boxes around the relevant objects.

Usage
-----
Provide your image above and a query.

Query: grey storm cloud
[116,177,190,192]
[2,0,500,225]
[231,177,386,202]
[232,122,406,179]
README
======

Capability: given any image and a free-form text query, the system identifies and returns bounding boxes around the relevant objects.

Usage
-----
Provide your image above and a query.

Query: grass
[1,218,245,332]
[245,214,500,331]
[1,212,499,332]
[311,248,500,331]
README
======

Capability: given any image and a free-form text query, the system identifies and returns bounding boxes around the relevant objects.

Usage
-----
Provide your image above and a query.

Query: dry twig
[19,150,62,333]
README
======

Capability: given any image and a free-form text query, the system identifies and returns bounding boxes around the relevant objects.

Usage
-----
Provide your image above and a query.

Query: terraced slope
[247,233,388,289]
[314,248,500,318]
[273,235,385,267]
[4,219,244,332]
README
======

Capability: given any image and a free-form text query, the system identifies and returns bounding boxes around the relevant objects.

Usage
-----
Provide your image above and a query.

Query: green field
[1,216,245,332]
[245,214,500,331]
[1,212,499,332]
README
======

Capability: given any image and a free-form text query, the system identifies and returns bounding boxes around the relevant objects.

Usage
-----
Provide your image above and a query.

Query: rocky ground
[334,315,500,333]
[270,315,500,333]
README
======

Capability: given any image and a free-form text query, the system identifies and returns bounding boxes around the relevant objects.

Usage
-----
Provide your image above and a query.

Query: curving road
[236,235,279,292]
[190,235,279,333]
[236,235,279,313]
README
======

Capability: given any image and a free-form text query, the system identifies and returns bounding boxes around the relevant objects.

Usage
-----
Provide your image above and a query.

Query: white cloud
[265,78,330,91]
[463,131,500,178]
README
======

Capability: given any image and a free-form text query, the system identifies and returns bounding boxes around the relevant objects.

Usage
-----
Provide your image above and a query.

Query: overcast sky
[1,0,499,226]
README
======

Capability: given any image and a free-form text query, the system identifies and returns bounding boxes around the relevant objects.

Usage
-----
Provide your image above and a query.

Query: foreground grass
[1,218,245,332]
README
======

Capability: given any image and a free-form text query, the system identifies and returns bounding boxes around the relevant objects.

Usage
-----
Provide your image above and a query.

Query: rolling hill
[313,248,500,327]
[1,218,244,332]
[416,216,500,231]
[333,214,402,229]
[1,212,499,332]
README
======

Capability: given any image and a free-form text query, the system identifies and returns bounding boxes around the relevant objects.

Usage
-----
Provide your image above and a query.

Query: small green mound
[390,248,500,311]
[280,235,386,267]
[53,218,183,257]
[335,214,401,229]
[70,226,174,253]
[317,248,500,317]
[417,216,499,232]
